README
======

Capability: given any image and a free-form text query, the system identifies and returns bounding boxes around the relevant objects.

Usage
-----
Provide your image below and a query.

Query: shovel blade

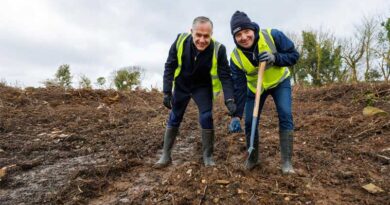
[247,116,258,160]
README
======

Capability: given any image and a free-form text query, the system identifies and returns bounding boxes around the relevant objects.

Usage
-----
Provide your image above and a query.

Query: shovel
[247,61,266,160]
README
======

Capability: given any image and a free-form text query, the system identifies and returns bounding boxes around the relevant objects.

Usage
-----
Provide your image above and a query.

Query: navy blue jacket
[231,24,299,118]
[163,34,234,101]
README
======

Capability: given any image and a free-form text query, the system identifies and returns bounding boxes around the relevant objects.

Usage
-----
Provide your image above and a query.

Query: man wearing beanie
[228,11,299,174]
[154,16,237,168]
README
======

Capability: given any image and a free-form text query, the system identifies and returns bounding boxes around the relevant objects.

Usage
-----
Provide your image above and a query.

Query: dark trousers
[167,86,213,129]
[244,78,294,146]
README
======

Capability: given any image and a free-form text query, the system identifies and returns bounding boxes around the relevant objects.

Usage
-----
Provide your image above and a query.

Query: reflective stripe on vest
[174,33,222,99]
[231,29,290,94]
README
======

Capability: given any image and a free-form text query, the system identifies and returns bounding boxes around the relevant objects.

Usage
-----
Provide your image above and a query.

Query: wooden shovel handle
[252,62,266,118]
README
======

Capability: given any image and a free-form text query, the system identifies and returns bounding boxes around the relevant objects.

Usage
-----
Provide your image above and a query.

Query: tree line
[43,65,142,90]
[289,16,389,86]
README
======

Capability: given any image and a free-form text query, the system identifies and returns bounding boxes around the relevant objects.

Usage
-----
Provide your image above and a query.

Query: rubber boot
[154,127,179,169]
[280,130,295,174]
[245,132,259,170]
[202,129,215,166]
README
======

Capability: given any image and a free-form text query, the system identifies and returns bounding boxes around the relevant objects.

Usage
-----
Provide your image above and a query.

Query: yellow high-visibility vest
[230,29,290,93]
[174,33,222,98]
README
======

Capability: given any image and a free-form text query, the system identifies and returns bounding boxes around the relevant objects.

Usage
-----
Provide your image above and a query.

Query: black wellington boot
[202,129,216,166]
[280,130,295,174]
[154,127,179,169]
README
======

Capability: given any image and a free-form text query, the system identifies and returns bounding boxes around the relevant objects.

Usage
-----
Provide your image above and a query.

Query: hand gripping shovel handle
[248,62,266,157]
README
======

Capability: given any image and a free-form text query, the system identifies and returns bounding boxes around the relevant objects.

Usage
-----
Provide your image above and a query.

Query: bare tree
[359,16,379,81]
[78,74,92,89]
[341,29,366,82]
[377,52,390,81]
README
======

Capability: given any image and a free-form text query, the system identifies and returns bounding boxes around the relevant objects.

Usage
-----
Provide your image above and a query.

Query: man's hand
[163,93,172,109]
[229,117,242,133]
[258,51,275,65]
[225,99,237,116]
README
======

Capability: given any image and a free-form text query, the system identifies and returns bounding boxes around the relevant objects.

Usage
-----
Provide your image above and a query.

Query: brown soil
[0,83,389,205]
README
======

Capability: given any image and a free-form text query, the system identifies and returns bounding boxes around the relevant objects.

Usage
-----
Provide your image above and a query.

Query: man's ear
[190,28,193,34]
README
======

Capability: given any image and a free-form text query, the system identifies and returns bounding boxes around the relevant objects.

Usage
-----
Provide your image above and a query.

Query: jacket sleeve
[216,44,234,101]
[230,58,247,118]
[271,29,300,67]
[163,35,179,94]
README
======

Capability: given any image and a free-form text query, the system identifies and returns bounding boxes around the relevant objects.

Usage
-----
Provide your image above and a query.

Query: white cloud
[0,0,389,89]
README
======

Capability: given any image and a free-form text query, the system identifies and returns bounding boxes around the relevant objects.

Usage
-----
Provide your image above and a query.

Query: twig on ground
[224,165,232,177]
[245,193,255,204]
[77,185,83,193]
[306,163,311,172]
[352,121,390,139]
[199,185,208,205]
[171,194,176,205]
[271,191,299,196]
[377,88,390,95]
[376,154,390,161]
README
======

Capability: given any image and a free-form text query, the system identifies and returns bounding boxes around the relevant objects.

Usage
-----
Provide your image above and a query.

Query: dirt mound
[0,83,389,204]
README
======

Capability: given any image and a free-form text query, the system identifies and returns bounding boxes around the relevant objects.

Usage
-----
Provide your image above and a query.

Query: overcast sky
[0,0,389,89]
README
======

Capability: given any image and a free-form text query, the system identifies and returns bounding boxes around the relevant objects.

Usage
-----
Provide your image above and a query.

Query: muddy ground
[0,83,389,205]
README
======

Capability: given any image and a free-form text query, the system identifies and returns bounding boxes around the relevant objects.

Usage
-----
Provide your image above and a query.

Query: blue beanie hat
[230,11,256,36]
